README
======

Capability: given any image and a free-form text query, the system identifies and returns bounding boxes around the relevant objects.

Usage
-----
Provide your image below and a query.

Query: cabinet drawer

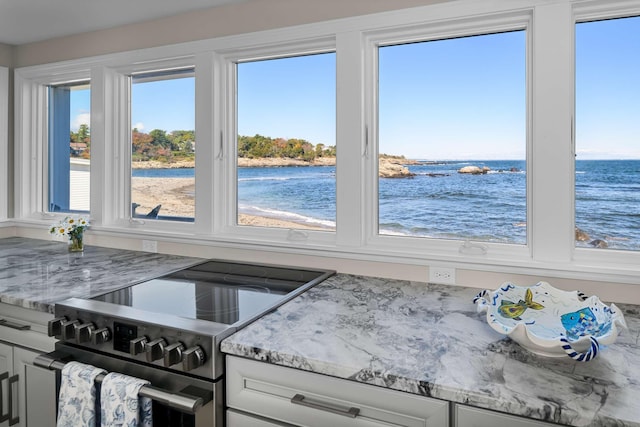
[226,356,448,427]
[455,404,561,427]
[227,409,295,427]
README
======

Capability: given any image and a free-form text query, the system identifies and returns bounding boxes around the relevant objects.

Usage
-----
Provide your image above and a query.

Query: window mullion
[218,55,236,234]
[14,73,47,218]
[530,2,574,264]
[195,52,216,235]
[0,67,7,220]
[90,66,130,226]
[336,31,366,248]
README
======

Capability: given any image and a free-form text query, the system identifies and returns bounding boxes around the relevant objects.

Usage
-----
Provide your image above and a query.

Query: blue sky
[69,16,639,160]
[237,54,337,147]
[131,77,195,133]
[576,16,640,160]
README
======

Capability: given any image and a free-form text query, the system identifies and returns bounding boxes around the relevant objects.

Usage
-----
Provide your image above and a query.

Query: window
[377,31,527,244]
[130,69,195,221]
[575,16,640,251]
[15,0,640,283]
[48,81,91,213]
[236,53,336,231]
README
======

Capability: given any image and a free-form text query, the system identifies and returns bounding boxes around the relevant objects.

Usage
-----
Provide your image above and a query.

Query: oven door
[35,343,222,427]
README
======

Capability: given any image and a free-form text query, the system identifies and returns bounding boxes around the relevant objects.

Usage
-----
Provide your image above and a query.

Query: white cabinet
[455,404,561,427]
[226,356,449,427]
[0,305,57,427]
[0,343,56,427]
[0,342,15,426]
[13,347,57,427]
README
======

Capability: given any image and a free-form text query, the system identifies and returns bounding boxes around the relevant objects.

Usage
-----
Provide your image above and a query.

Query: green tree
[237,134,334,161]
[149,129,170,148]
[77,124,90,143]
[168,130,195,151]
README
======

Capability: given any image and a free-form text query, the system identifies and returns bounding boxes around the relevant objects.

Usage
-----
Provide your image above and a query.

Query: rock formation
[458,165,489,174]
[378,158,415,178]
[575,227,590,242]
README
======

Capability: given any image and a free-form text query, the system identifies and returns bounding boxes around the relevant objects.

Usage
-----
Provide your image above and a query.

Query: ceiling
[0,0,248,45]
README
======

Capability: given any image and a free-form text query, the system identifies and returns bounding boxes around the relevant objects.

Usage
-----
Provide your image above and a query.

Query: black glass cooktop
[92,260,332,325]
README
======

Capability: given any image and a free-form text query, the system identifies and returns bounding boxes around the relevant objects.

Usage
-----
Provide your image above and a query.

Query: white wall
[0,43,12,67]
[13,0,452,67]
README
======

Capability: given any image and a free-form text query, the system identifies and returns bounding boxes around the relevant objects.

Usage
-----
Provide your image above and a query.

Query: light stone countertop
[221,273,640,427]
[0,237,203,313]
[2,237,638,426]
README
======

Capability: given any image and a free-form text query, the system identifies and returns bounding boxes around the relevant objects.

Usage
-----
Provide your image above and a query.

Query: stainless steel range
[35,259,334,426]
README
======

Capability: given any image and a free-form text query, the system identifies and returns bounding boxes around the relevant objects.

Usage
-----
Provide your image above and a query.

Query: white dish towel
[57,361,106,427]
[100,372,152,427]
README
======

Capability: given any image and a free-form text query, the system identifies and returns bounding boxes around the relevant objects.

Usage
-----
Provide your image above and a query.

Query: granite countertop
[221,273,640,427]
[0,237,202,313]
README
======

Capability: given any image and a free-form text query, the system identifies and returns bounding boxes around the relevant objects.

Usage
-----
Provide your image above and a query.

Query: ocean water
[575,160,640,250]
[132,160,640,250]
[238,166,337,229]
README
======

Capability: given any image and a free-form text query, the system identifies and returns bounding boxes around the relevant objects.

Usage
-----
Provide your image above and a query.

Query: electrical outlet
[142,240,157,253]
[429,267,456,285]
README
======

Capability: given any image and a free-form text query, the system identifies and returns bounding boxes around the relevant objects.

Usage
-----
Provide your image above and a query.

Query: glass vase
[68,234,84,252]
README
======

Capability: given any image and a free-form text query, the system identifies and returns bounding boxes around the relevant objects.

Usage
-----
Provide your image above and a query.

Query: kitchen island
[0,237,203,313]
[221,273,640,427]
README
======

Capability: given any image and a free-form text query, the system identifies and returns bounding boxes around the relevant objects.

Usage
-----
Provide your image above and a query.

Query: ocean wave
[238,177,292,182]
[239,204,336,229]
[485,169,525,174]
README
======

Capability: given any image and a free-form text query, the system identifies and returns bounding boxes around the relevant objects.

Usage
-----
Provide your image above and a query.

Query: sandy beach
[132,177,329,230]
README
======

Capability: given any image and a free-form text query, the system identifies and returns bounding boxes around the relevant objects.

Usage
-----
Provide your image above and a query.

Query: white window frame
[214,38,339,247]
[11,0,640,284]
[0,66,7,221]
[14,64,93,223]
[571,0,640,272]
[111,59,199,233]
[362,11,534,263]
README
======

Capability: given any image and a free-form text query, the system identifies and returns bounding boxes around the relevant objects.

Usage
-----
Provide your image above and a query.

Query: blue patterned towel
[100,372,152,427]
[57,361,106,427]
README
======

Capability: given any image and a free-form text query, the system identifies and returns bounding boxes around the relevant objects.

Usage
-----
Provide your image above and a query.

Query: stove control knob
[47,317,67,337]
[182,346,206,371]
[130,336,148,356]
[91,327,112,345]
[145,338,167,363]
[61,320,80,341]
[75,322,96,343]
[163,342,185,367]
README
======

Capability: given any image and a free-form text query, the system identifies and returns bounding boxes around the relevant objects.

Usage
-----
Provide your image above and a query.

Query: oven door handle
[33,353,209,415]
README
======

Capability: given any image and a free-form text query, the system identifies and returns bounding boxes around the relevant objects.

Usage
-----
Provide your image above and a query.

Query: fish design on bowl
[474,282,627,362]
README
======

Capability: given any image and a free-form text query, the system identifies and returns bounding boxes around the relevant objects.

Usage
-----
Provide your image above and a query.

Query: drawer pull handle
[290,393,360,418]
[8,374,18,426]
[0,319,31,331]
[0,372,9,422]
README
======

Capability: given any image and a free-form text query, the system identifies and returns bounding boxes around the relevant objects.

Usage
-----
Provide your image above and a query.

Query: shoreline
[131,157,337,169]
[131,177,331,230]
[129,156,416,178]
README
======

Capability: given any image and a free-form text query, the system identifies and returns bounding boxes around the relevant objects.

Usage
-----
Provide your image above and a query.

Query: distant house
[70,142,87,156]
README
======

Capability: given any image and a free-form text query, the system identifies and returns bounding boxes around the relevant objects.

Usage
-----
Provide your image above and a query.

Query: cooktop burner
[52,259,334,380]
[91,260,330,325]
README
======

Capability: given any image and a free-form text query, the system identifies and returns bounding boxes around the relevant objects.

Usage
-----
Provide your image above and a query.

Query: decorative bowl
[474,282,627,361]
